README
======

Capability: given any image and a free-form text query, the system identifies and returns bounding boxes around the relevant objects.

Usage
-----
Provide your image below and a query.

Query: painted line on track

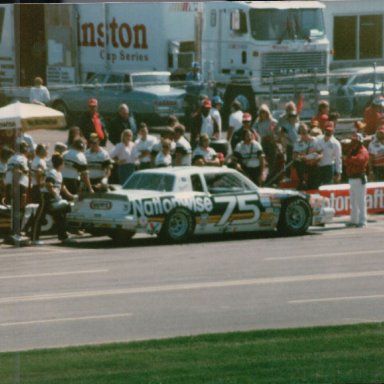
[265,249,384,261]
[1,270,384,304]
[289,294,384,304]
[0,269,109,280]
[0,313,132,327]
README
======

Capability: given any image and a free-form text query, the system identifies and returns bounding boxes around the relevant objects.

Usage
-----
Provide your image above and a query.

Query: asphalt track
[1,215,384,352]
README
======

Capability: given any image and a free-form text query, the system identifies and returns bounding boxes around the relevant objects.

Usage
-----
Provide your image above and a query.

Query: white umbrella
[0,101,66,131]
[0,102,66,246]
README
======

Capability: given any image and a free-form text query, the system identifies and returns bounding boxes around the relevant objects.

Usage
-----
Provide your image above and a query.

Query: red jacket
[344,145,369,177]
[363,106,384,135]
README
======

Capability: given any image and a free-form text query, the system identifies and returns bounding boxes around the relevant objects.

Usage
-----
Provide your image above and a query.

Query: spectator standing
[107,103,137,145]
[363,96,384,135]
[192,134,220,166]
[151,127,176,166]
[30,144,48,203]
[62,138,93,195]
[211,96,224,139]
[233,129,265,186]
[311,100,330,132]
[174,124,192,166]
[155,139,173,168]
[276,101,297,133]
[231,112,258,151]
[252,104,278,181]
[29,76,50,106]
[85,133,113,189]
[78,98,108,147]
[110,129,137,184]
[368,126,384,181]
[0,148,14,201]
[30,153,75,246]
[134,123,158,170]
[191,99,219,146]
[314,121,342,187]
[226,100,243,143]
[344,133,369,228]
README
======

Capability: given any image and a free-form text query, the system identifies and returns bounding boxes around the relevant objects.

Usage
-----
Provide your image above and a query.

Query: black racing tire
[277,198,312,236]
[159,207,195,243]
[109,230,135,245]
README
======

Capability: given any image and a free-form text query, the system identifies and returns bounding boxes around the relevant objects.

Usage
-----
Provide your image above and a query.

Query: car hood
[134,85,185,97]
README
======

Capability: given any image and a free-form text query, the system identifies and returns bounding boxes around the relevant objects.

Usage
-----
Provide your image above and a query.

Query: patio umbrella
[0,101,65,131]
[0,102,66,246]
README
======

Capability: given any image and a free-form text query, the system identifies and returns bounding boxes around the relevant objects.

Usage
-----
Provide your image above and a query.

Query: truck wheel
[160,208,195,243]
[277,198,312,236]
[53,101,71,127]
[109,230,135,245]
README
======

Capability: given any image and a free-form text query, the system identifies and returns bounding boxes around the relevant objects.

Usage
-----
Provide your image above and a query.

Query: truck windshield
[249,9,325,41]
[131,74,170,87]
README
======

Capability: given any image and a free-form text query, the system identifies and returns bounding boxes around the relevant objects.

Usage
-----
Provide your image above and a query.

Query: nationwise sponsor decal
[128,196,213,217]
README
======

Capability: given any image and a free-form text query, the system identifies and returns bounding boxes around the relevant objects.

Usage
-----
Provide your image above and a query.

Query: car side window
[204,173,248,194]
[107,74,124,90]
[191,174,204,192]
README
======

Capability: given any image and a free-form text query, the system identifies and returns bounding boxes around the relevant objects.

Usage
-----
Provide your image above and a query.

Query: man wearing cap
[62,138,94,195]
[368,125,384,181]
[363,96,384,136]
[313,121,342,187]
[85,133,113,190]
[78,98,108,147]
[230,112,258,151]
[344,132,369,227]
[107,103,137,145]
[210,96,224,139]
[191,99,219,146]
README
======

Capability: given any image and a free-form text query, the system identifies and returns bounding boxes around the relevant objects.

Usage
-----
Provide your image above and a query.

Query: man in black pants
[31,154,74,246]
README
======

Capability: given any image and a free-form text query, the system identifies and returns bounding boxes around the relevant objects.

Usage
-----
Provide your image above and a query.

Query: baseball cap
[212,95,223,105]
[202,99,212,108]
[242,112,252,122]
[89,133,99,143]
[88,98,98,107]
[192,61,200,69]
[324,121,335,131]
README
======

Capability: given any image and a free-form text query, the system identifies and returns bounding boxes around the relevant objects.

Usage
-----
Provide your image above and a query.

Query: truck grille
[262,51,327,83]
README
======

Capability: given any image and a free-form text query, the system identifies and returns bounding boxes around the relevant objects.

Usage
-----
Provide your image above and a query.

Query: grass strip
[1,322,384,383]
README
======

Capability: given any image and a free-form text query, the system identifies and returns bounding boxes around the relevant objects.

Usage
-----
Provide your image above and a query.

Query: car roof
[135,166,238,177]
[95,71,171,76]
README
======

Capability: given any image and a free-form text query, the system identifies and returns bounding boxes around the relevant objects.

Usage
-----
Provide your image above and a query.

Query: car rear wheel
[277,198,311,236]
[160,208,195,243]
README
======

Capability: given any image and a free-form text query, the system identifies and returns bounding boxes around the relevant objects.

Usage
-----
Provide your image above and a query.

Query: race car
[67,167,335,243]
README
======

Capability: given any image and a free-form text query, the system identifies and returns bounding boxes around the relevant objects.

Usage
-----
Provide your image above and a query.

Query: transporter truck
[201,1,330,119]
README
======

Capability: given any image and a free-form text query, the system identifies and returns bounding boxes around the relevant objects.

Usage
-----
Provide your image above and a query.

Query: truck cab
[202,1,330,119]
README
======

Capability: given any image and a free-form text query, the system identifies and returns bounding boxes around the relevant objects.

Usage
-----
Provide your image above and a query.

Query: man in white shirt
[174,125,192,166]
[30,144,48,203]
[211,96,224,140]
[191,99,219,146]
[314,121,342,187]
[134,123,158,170]
[227,100,243,143]
[29,76,50,106]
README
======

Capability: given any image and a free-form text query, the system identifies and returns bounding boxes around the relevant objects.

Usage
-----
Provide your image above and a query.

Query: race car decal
[128,196,213,217]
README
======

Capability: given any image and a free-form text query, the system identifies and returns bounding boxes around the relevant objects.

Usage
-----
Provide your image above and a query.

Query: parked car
[50,71,187,125]
[329,66,384,117]
[67,167,334,244]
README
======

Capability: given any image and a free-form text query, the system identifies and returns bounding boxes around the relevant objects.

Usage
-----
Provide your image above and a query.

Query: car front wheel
[277,198,312,236]
[160,208,195,243]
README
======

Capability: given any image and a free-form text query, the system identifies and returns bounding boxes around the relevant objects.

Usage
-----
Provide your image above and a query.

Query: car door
[202,171,265,233]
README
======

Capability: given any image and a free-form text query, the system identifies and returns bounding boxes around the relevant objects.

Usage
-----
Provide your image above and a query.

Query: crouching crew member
[85,133,113,190]
[31,154,75,245]
[344,133,369,228]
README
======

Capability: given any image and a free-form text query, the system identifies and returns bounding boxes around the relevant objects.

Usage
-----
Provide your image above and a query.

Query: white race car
[67,167,335,243]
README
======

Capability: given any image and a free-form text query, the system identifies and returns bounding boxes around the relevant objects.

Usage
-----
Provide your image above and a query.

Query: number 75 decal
[214,195,261,226]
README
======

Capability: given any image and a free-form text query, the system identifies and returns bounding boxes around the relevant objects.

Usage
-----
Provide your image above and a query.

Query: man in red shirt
[344,132,369,227]
[363,96,384,136]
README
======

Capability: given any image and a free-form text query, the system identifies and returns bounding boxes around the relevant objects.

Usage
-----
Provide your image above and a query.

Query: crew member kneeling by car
[233,129,265,186]
[30,154,75,246]
[344,133,369,228]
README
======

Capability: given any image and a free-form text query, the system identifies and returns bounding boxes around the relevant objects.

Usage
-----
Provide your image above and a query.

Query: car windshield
[131,74,170,87]
[204,172,257,194]
[123,173,175,192]
[249,9,325,41]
